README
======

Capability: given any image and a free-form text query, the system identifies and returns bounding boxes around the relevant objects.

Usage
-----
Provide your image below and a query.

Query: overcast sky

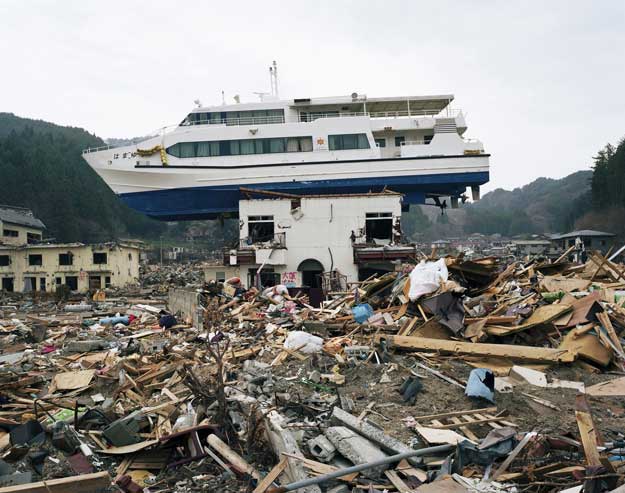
[1,0,624,192]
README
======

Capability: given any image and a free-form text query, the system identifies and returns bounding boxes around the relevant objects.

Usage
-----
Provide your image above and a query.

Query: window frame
[28,254,43,266]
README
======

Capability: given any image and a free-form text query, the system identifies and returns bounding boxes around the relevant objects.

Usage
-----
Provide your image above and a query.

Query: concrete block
[307,435,336,463]
[331,407,418,464]
[324,426,388,479]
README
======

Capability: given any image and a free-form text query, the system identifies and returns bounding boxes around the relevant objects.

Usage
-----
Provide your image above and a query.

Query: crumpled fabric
[408,259,448,301]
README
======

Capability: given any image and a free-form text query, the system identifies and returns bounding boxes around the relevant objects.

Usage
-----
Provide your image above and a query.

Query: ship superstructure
[83,90,489,220]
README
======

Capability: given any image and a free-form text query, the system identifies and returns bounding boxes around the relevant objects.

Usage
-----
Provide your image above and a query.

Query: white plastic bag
[284,331,323,354]
[408,259,448,301]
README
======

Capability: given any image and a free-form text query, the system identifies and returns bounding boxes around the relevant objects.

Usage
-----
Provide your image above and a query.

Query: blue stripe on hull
[120,172,489,220]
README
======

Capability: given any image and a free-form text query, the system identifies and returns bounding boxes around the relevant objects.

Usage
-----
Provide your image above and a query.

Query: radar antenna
[269,61,279,98]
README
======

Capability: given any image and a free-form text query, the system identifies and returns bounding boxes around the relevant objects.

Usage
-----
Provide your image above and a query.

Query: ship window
[166,136,312,158]
[328,133,370,151]
[424,134,434,144]
[180,142,196,158]
[375,138,386,148]
[394,136,405,147]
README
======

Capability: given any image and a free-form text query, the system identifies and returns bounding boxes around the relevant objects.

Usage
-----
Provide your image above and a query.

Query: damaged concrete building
[0,206,142,293]
[205,190,418,292]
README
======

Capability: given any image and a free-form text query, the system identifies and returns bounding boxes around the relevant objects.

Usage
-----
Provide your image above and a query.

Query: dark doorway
[297,259,324,288]
[1,278,14,292]
[89,275,102,290]
[65,276,78,291]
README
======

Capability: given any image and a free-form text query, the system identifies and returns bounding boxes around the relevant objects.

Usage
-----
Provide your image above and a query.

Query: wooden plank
[384,470,412,493]
[413,407,497,422]
[428,416,504,429]
[575,394,602,466]
[0,471,111,493]
[207,434,262,480]
[253,457,288,493]
[377,335,576,363]
[474,413,503,429]
[450,417,479,441]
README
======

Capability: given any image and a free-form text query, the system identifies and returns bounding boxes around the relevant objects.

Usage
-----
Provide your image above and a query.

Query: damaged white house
[205,190,418,293]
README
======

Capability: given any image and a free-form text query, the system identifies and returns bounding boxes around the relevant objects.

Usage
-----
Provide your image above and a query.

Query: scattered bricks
[307,435,336,463]
[324,426,388,479]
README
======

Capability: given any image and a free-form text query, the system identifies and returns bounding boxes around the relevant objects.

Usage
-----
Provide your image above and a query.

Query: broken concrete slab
[331,407,416,459]
[324,426,388,479]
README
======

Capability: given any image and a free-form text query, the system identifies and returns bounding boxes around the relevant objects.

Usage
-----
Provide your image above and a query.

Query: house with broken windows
[0,242,142,293]
[0,205,45,246]
[0,206,142,293]
[205,190,418,295]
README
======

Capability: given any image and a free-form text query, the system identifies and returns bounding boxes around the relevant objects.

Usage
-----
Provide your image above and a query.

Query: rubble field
[1,249,625,492]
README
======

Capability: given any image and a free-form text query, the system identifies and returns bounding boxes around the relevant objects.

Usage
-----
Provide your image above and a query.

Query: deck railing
[82,109,464,154]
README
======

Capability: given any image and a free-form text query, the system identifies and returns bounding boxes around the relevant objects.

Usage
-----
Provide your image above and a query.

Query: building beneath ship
[204,190,421,300]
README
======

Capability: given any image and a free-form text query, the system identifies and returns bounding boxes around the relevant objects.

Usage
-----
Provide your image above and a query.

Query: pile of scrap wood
[0,250,625,492]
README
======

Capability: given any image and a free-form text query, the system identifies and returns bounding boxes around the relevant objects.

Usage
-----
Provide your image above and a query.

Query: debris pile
[1,249,625,492]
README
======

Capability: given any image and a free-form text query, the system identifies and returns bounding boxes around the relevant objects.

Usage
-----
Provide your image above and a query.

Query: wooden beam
[412,407,497,422]
[0,472,111,493]
[207,434,262,480]
[575,394,602,466]
[253,457,288,493]
[376,335,576,363]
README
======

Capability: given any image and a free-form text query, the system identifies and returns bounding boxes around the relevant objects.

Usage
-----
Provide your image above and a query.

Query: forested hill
[0,113,164,242]
[463,170,592,235]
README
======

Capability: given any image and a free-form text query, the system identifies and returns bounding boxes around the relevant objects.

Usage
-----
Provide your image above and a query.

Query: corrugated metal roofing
[0,205,46,230]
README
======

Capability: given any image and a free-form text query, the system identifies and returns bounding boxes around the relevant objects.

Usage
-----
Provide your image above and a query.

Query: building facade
[0,242,142,293]
[0,205,45,246]
[205,192,418,289]
[550,230,615,255]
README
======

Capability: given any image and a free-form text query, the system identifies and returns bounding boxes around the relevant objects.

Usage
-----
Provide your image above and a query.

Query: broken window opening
[28,254,43,266]
[2,229,18,238]
[365,212,393,243]
[248,216,275,243]
[27,232,42,244]
[0,255,10,267]
[93,252,108,264]
[59,252,73,266]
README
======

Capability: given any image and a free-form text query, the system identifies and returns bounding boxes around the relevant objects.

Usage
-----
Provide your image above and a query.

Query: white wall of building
[236,194,402,287]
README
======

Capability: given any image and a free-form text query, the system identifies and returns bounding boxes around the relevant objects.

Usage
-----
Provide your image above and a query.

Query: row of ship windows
[181,109,285,125]
[166,134,370,158]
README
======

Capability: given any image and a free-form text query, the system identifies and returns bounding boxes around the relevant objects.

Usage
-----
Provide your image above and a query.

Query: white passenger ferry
[83,73,489,220]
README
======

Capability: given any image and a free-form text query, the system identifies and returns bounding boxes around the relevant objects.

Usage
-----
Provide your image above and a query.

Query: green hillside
[0,112,165,242]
